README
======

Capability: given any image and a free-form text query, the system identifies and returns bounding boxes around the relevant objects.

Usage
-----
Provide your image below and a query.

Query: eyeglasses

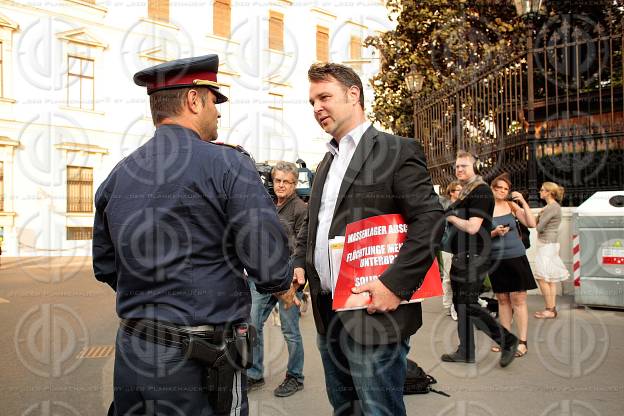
[450,189,461,193]
[273,179,296,186]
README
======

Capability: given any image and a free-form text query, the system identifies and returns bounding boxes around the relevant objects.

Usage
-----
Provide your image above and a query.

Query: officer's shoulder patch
[211,142,252,159]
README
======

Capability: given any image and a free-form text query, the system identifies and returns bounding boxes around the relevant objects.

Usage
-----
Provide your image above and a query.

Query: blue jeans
[248,282,304,382]
[316,320,410,416]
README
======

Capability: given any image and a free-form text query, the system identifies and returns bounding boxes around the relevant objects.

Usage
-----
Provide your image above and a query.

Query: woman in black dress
[489,174,537,357]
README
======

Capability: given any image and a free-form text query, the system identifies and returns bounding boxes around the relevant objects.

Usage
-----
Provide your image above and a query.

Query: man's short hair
[308,63,365,110]
[271,161,299,181]
[456,150,477,163]
[149,87,210,125]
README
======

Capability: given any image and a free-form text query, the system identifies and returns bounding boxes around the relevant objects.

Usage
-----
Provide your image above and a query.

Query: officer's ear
[186,89,203,115]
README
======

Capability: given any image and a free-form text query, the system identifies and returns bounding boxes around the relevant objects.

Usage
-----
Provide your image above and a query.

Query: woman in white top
[439,181,462,320]
[534,182,569,319]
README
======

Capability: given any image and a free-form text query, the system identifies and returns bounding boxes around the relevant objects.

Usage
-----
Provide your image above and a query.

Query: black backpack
[403,359,450,397]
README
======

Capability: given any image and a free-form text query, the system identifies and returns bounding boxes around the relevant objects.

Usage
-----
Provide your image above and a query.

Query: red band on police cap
[146,71,218,93]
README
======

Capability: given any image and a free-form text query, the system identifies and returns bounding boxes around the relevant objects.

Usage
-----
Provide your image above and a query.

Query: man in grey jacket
[248,161,308,397]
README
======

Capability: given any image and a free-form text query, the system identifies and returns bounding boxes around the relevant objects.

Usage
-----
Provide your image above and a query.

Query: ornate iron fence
[414,12,624,207]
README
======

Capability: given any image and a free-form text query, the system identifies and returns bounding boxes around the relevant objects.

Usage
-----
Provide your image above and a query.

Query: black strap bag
[508,202,531,249]
[513,215,531,249]
[403,359,450,396]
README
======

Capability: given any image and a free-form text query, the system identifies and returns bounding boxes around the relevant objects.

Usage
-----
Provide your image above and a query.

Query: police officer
[93,54,298,416]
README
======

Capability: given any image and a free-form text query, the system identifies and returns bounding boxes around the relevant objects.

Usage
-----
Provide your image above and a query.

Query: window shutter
[269,11,284,51]
[350,35,361,60]
[316,26,329,62]
[0,41,3,98]
[213,0,231,37]
[67,227,93,240]
[0,161,4,211]
[148,0,169,22]
[67,166,93,213]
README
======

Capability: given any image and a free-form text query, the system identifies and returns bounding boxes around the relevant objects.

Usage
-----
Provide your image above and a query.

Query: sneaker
[273,375,304,397]
[247,377,265,391]
[450,305,458,321]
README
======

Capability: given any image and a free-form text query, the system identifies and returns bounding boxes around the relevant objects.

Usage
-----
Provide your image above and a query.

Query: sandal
[535,307,557,319]
[515,340,528,357]
[491,345,501,353]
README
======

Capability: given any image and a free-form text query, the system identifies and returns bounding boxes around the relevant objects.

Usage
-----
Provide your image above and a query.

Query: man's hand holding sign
[332,214,442,313]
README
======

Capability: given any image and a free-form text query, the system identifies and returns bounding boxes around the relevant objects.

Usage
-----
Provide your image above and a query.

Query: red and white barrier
[573,234,581,287]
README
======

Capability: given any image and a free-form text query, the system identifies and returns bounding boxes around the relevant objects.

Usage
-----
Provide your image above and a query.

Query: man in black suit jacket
[294,63,443,415]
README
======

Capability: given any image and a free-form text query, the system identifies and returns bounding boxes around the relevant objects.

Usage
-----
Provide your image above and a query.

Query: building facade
[0,0,393,256]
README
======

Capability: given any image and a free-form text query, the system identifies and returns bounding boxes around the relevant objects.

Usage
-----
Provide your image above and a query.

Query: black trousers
[109,327,247,416]
[450,255,516,359]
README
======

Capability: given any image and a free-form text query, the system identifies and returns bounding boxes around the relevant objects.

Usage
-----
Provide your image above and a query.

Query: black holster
[182,323,254,414]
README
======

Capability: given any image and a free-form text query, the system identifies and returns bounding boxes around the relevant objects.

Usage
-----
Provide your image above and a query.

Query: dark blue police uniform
[93,55,292,416]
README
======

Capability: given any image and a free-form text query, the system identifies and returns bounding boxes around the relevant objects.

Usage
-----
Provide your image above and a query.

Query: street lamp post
[514,0,543,207]
[405,64,425,139]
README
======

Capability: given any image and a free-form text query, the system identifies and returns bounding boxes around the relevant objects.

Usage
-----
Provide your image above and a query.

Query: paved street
[1,257,623,415]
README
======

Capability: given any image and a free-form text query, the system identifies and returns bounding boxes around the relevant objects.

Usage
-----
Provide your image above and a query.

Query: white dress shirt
[314,120,371,292]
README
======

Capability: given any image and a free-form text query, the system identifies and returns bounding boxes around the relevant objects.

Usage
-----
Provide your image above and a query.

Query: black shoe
[441,351,475,363]
[500,337,519,368]
[247,377,265,391]
[273,375,304,397]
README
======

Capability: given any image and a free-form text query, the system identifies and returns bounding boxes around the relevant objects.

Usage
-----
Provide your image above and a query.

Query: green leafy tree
[366,0,523,138]
[366,0,621,138]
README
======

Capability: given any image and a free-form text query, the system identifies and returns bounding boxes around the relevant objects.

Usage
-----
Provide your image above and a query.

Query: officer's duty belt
[120,319,232,349]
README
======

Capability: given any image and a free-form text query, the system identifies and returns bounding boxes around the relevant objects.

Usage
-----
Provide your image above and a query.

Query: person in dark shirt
[93,55,298,416]
[441,151,518,367]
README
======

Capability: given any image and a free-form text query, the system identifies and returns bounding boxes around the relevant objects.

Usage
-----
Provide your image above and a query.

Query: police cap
[133,54,228,103]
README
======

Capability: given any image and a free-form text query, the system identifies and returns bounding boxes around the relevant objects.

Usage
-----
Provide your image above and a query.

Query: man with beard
[441,150,518,366]
[93,54,298,415]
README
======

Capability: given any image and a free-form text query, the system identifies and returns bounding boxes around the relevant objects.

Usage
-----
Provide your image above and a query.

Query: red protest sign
[332,214,442,311]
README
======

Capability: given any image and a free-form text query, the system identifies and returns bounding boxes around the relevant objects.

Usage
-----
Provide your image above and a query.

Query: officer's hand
[293,267,305,286]
[351,279,401,314]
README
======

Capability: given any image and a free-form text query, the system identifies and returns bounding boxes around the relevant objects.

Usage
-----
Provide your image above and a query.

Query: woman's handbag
[508,202,531,249]
[514,214,531,249]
